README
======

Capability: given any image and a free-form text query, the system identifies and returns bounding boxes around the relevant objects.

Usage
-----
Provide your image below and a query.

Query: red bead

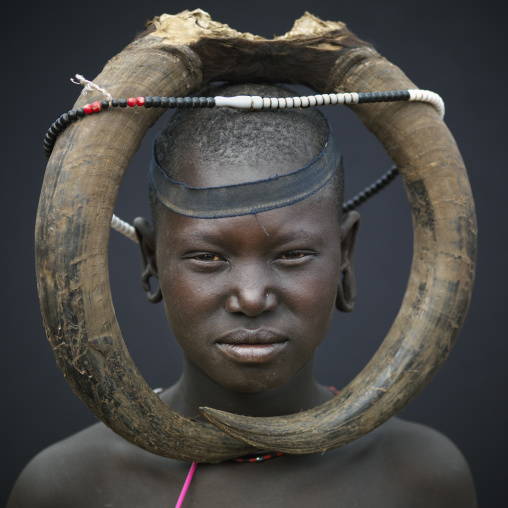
[91,101,102,113]
[83,104,92,115]
[136,96,145,106]
[127,98,136,107]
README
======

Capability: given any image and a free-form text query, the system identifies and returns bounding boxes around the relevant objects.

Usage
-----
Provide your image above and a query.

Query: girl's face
[155,185,346,394]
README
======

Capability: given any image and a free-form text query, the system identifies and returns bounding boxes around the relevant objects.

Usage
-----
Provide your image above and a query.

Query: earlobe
[336,211,360,313]
[134,217,162,303]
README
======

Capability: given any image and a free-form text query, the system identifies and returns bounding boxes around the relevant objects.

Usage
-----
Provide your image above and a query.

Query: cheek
[291,268,338,336]
[159,266,222,336]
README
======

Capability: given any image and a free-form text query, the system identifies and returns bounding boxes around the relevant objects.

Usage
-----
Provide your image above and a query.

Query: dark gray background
[2,0,505,505]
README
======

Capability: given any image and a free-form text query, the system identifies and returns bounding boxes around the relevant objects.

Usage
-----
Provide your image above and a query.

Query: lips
[216,330,288,363]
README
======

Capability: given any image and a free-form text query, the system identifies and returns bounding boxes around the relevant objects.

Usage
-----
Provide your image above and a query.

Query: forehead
[156,180,340,248]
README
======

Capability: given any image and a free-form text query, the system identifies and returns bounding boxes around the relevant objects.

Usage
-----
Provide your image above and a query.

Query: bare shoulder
[369,417,478,508]
[7,422,159,508]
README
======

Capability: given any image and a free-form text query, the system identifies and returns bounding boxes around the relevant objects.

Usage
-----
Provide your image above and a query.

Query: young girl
[8,80,477,507]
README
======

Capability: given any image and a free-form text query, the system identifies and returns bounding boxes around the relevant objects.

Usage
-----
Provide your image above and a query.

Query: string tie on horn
[71,74,113,102]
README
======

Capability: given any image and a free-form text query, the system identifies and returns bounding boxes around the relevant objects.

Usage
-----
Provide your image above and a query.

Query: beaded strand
[43,89,444,159]
[43,83,445,242]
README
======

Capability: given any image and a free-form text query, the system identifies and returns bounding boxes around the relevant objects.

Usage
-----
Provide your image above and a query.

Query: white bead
[351,93,360,104]
[308,96,317,107]
[278,98,286,109]
[251,96,263,110]
[111,214,138,243]
[344,94,353,104]
[262,97,271,108]
[293,97,302,108]
[337,94,345,105]
[214,96,253,109]
[322,94,331,105]
[285,98,294,108]
[270,98,278,108]
[315,95,324,106]
[330,94,338,105]
[301,97,310,108]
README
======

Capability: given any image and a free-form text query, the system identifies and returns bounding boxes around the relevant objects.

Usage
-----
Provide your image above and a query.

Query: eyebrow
[178,227,321,245]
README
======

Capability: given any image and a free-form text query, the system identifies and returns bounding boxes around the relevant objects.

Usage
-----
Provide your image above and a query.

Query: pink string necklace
[175,461,197,508]
[173,386,339,507]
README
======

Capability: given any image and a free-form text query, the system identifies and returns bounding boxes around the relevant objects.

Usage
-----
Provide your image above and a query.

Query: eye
[183,252,228,272]
[279,251,307,260]
[276,250,316,265]
[191,253,223,262]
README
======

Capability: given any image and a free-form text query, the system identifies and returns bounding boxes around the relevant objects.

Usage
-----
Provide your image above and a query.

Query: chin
[208,365,296,394]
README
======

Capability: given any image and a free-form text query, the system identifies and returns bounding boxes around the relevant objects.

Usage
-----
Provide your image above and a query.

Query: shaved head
[150,83,343,230]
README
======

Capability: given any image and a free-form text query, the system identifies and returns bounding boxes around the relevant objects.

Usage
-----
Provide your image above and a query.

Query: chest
[81,453,414,508]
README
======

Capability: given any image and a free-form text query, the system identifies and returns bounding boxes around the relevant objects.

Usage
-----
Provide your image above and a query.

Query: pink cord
[175,461,197,508]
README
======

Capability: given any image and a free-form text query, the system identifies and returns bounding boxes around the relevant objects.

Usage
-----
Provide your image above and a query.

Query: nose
[225,268,278,317]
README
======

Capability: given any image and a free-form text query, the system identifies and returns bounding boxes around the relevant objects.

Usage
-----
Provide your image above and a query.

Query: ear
[336,211,360,313]
[133,217,162,303]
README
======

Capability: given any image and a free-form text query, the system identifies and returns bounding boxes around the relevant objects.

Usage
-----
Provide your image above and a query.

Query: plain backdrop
[2,0,505,506]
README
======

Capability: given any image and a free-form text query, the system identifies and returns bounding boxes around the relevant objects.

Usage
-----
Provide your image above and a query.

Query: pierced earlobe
[141,265,163,303]
[335,267,356,312]
[335,211,360,313]
[134,217,162,304]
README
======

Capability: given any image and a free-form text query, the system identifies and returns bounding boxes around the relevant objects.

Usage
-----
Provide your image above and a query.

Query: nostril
[225,289,278,316]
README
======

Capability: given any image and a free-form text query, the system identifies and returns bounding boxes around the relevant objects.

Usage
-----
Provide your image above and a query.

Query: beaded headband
[44,75,444,240]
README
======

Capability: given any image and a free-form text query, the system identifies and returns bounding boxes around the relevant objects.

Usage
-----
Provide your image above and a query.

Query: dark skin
[8,145,477,507]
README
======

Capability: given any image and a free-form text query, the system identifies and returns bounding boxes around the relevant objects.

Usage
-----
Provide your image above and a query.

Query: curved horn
[36,10,476,460]
[199,20,477,453]
[35,11,261,463]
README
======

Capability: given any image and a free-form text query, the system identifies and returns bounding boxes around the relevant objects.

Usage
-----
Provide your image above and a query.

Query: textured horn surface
[36,10,476,461]
[200,45,477,453]
[36,13,258,463]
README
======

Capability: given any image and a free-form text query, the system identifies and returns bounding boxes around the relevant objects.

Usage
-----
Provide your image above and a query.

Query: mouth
[216,330,288,363]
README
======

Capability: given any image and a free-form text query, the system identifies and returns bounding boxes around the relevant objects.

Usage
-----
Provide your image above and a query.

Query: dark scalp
[150,83,343,232]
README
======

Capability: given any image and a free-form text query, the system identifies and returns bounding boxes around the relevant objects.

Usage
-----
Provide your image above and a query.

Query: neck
[161,356,333,420]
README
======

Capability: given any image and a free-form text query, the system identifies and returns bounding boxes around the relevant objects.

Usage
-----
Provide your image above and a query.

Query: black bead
[49,124,60,136]
[68,110,77,121]
[101,100,109,109]
[111,99,119,107]
[360,93,373,103]
[184,97,193,108]
[61,113,71,125]
[161,97,169,108]
[76,108,86,117]
[207,97,215,108]
[199,97,208,108]
[169,97,177,108]
[152,97,161,108]
[119,99,128,108]
[176,98,185,109]
[145,97,153,108]
[192,97,201,108]
[46,130,57,141]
